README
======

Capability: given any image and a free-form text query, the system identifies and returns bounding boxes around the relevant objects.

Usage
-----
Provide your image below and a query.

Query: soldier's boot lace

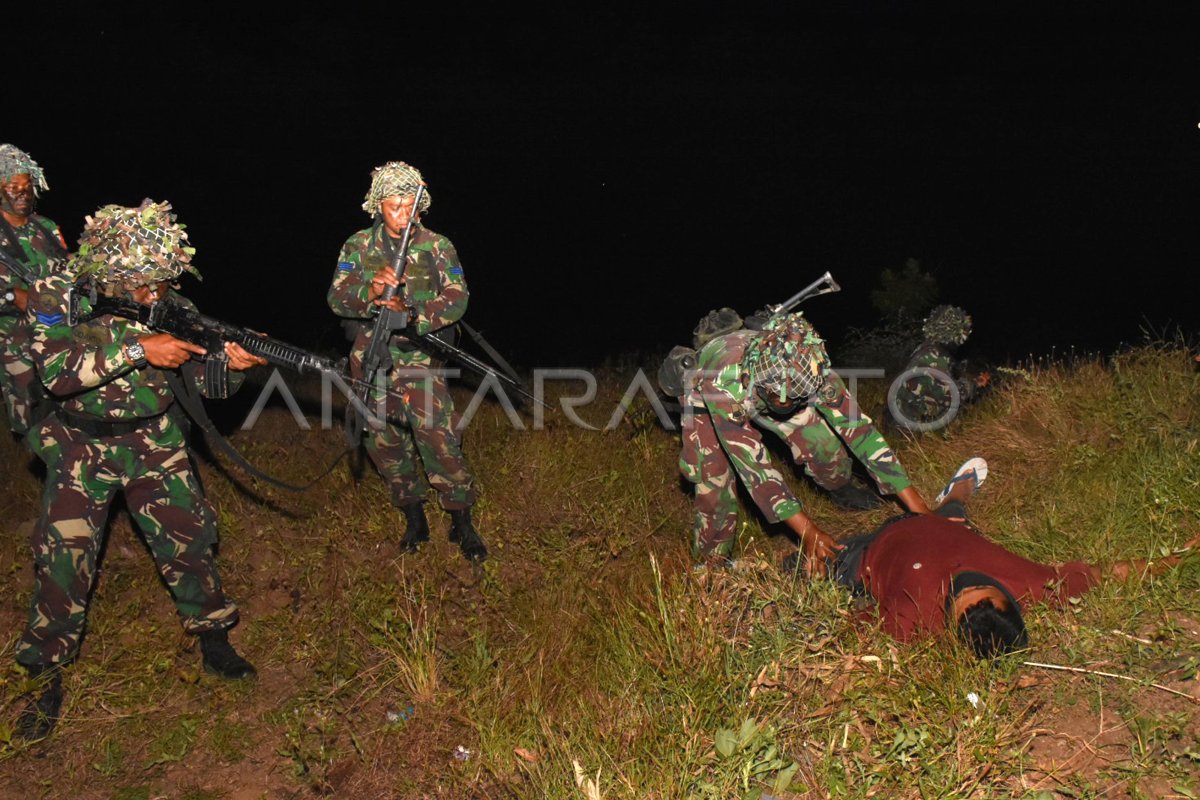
[449,508,488,563]
[16,665,63,741]
[827,476,883,511]
[400,502,430,553]
[199,629,257,680]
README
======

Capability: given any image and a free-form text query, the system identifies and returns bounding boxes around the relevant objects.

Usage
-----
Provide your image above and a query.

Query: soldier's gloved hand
[140,333,206,369]
[224,341,267,371]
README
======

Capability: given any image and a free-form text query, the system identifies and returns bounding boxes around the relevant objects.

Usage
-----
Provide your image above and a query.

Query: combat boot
[16,664,63,741]
[827,476,883,511]
[199,629,257,680]
[400,502,430,552]
[449,508,488,562]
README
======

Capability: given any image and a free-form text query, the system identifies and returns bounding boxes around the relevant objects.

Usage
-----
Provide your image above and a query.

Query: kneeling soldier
[13,200,265,741]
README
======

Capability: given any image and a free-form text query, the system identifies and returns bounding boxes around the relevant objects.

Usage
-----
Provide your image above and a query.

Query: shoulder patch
[338,261,355,272]
[447,266,464,276]
[34,310,65,326]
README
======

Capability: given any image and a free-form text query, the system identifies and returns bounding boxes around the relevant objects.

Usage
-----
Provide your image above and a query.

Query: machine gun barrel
[771,271,841,316]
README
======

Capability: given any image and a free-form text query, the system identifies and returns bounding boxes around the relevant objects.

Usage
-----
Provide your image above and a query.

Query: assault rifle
[66,289,381,492]
[348,184,426,439]
[744,271,841,329]
[405,327,548,410]
[68,290,353,396]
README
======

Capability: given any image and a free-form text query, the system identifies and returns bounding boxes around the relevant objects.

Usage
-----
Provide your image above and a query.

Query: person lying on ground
[785,458,1199,658]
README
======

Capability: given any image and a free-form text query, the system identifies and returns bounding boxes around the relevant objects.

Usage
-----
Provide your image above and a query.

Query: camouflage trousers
[15,414,238,668]
[894,372,954,424]
[0,323,40,436]
[679,406,853,557]
[364,362,475,511]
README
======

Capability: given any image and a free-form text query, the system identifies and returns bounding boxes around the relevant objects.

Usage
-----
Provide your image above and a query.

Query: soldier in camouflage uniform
[13,200,265,741]
[891,305,985,429]
[328,161,486,562]
[680,313,931,571]
[0,144,69,436]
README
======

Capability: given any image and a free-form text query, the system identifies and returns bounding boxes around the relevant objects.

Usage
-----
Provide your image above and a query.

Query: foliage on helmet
[743,313,831,403]
[69,199,200,289]
[0,144,49,194]
[922,305,972,345]
[362,161,432,216]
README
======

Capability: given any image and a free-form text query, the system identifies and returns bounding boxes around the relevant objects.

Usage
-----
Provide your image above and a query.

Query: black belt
[56,409,165,438]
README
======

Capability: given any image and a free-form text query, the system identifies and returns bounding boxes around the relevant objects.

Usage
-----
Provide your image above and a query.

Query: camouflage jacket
[328,223,467,363]
[27,274,239,421]
[0,214,67,330]
[685,331,912,520]
[905,342,952,374]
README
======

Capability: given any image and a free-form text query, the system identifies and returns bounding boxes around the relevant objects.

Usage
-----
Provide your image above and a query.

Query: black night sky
[14,7,1200,368]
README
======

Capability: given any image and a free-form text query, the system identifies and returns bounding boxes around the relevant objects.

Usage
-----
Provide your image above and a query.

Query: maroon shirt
[856,515,1096,641]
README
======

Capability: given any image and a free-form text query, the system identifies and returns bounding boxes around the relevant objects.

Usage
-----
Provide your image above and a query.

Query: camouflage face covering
[743,314,831,404]
[0,144,49,194]
[362,161,432,216]
[923,305,972,345]
[69,199,200,290]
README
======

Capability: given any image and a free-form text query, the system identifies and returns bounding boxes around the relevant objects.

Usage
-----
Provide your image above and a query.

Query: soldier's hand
[800,530,843,578]
[12,287,28,312]
[224,341,268,371]
[367,266,405,302]
[140,333,206,369]
[784,512,843,578]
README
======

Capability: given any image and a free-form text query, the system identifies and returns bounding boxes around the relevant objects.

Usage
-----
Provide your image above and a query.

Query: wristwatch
[2,290,13,305]
[125,340,148,368]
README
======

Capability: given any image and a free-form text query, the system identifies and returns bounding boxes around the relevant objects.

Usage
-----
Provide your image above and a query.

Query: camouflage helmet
[362,161,432,216]
[922,304,972,345]
[0,144,49,195]
[743,313,831,403]
[69,199,200,289]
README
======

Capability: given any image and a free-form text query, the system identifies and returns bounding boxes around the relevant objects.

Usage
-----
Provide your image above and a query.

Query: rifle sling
[166,368,350,493]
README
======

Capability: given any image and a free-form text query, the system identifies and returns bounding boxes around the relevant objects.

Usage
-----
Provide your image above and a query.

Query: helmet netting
[0,144,49,195]
[362,161,431,216]
[743,314,831,403]
[69,199,200,290]
[922,305,972,345]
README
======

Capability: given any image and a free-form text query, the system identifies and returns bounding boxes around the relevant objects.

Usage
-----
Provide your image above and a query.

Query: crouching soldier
[13,200,266,741]
[680,313,931,570]
[890,305,988,430]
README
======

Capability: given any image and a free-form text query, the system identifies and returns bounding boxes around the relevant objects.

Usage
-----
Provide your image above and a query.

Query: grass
[0,343,1196,798]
